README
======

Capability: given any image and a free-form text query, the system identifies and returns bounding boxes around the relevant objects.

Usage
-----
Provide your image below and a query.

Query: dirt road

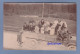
[3,30,72,50]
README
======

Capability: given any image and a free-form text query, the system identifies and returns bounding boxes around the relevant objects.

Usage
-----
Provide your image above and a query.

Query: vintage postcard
[3,3,76,50]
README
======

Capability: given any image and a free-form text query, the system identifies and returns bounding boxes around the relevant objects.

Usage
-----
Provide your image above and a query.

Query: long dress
[41,27,44,34]
[50,25,55,36]
[35,26,39,33]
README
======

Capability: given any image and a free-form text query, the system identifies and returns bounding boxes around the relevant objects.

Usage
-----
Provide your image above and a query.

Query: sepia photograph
[3,3,76,50]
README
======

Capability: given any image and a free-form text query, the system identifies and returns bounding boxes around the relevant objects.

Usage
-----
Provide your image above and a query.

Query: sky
[4,2,76,5]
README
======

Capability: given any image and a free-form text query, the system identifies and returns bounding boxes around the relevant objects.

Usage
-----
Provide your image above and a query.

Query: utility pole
[42,3,44,18]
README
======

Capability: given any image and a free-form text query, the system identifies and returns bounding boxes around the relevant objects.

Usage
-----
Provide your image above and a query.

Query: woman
[49,23,55,36]
[41,26,45,34]
[35,25,39,33]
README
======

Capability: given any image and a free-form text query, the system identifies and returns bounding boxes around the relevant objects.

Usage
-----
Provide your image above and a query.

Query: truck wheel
[68,44,76,50]
[28,39,38,49]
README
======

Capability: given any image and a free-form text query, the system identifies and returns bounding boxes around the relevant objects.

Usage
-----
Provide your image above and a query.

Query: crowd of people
[17,19,71,46]
[22,19,68,36]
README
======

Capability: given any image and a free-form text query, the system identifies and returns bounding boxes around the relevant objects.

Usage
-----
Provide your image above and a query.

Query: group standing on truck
[17,19,71,46]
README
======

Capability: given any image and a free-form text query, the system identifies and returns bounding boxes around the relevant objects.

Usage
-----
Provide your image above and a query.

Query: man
[23,22,27,31]
[29,20,35,32]
[17,22,28,47]
[38,19,45,33]
[58,19,67,31]
[61,21,67,30]
[23,22,30,31]
[44,21,50,34]
[55,19,61,35]
[51,20,59,35]
[56,19,67,35]
[17,30,23,47]
[57,24,70,43]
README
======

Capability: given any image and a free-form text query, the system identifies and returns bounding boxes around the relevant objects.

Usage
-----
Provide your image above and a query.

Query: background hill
[3,3,76,34]
[4,3,76,21]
